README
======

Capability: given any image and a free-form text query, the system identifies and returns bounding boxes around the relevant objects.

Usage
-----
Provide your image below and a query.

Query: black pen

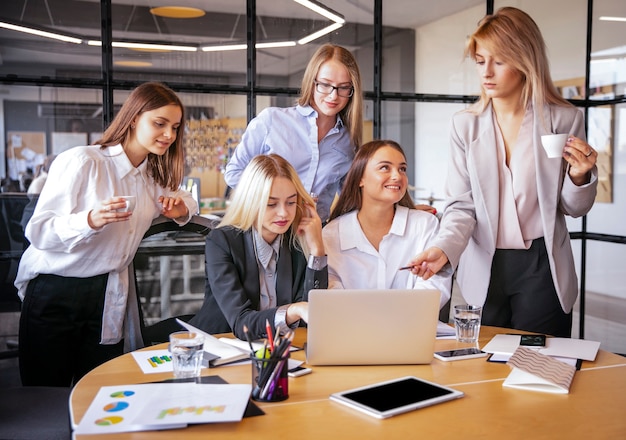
[399,265,414,271]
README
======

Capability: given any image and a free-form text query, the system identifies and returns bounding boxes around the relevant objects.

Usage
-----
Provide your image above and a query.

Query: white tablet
[329,376,464,419]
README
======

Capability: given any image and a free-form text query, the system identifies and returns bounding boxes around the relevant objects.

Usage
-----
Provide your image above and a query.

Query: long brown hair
[94,82,186,191]
[329,140,415,222]
[297,44,363,150]
[465,7,571,115]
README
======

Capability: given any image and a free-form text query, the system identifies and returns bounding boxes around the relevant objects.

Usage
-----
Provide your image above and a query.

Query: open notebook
[306,289,441,365]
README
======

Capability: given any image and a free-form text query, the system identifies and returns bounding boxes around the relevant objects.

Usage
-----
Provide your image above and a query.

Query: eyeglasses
[314,80,354,98]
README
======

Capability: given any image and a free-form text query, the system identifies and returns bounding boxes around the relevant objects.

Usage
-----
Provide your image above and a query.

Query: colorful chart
[110,390,135,398]
[94,416,124,426]
[147,355,172,368]
[103,401,129,412]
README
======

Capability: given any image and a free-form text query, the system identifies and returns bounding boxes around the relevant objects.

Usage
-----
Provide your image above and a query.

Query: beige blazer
[432,103,598,313]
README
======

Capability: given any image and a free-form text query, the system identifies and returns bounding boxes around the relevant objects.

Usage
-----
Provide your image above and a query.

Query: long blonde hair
[465,7,571,115]
[298,44,363,150]
[220,154,315,255]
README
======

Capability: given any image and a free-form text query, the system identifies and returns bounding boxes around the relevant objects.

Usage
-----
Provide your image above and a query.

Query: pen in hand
[399,265,414,271]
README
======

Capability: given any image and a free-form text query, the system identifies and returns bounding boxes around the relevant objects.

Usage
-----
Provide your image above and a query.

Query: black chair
[0,386,71,440]
[0,193,38,359]
[132,214,219,346]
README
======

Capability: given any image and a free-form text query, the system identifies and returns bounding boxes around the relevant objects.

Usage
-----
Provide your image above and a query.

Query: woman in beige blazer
[409,7,598,337]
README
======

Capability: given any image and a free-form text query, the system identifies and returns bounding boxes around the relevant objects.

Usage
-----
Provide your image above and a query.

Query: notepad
[503,346,576,394]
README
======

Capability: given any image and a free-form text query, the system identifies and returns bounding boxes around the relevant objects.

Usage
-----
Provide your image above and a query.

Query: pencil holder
[250,352,289,402]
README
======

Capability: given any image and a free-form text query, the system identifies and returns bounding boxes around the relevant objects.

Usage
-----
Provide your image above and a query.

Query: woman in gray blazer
[408,7,597,337]
[189,154,327,341]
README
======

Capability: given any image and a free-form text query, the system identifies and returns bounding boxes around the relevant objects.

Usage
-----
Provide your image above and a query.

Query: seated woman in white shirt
[322,140,451,309]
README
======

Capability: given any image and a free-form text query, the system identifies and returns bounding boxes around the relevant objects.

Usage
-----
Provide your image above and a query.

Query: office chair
[0,386,72,440]
[132,214,219,346]
[0,193,37,359]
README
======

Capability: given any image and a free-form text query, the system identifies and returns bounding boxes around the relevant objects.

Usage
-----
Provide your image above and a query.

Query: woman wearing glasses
[224,44,363,223]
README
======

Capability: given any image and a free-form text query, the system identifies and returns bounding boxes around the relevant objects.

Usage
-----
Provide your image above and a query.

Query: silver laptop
[306,289,441,366]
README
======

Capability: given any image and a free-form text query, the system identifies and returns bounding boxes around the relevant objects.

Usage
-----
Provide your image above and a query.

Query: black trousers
[19,273,124,387]
[482,237,572,337]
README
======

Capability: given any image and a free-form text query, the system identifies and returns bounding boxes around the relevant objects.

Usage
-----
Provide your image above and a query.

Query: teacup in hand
[116,196,136,213]
[541,134,568,158]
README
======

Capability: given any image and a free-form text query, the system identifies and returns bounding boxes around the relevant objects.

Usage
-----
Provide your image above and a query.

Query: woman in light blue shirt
[224,44,364,223]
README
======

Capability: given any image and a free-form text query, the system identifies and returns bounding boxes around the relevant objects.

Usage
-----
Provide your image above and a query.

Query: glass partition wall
[1,0,624,352]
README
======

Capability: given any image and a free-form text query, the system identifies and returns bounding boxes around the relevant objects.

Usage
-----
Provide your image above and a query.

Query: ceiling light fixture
[202,41,297,52]
[149,6,206,19]
[257,41,297,49]
[293,0,346,24]
[114,60,154,67]
[201,44,247,52]
[599,16,626,23]
[0,21,82,44]
[297,22,343,45]
[88,40,197,52]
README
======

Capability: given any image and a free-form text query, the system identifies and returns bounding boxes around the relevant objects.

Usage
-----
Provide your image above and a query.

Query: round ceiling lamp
[149,6,206,19]
[114,60,153,67]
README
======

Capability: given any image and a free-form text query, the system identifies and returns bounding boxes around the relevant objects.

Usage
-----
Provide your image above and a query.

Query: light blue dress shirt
[224,104,355,222]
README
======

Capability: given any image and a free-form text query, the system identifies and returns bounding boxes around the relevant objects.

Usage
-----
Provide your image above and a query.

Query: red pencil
[266,319,275,351]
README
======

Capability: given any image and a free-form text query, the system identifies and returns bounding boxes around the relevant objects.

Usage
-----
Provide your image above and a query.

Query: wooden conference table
[70,326,626,439]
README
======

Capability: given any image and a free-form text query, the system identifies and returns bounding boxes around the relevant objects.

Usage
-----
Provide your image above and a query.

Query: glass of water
[169,331,204,379]
[453,305,482,344]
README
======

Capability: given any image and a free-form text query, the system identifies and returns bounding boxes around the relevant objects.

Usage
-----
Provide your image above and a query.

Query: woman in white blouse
[322,140,451,309]
[16,82,198,386]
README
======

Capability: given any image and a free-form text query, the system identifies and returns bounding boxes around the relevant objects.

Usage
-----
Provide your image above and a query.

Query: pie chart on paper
[103,401,129,412]
[94,416,124,426]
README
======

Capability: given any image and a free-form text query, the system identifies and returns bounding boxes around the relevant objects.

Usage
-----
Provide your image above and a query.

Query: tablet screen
[330,376,463,418]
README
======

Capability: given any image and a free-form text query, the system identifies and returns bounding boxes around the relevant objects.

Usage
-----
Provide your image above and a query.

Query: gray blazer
[432,103,597,313]
[189,226,327,340]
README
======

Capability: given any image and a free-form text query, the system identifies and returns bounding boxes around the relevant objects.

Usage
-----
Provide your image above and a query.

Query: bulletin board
[6,131,47,180]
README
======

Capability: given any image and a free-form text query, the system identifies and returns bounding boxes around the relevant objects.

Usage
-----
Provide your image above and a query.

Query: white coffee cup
[116,196,136,213]
[541,134,568,158]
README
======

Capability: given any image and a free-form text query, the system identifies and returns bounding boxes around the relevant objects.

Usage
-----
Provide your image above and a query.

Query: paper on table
[481,334,600,361]
[176,319,249,366]
[74,383,251,434]
[219,337,302,353]
[436,321,456,339]
[131,349,175,374]
[503,346,576,394]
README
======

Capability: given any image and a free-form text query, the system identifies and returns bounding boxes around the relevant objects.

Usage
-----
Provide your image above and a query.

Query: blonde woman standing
[409,7,597,337]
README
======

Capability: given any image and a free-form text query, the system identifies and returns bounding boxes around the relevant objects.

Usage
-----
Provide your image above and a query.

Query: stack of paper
[73,383,252,435]
[481,334,600,362]
[503,347,576,394]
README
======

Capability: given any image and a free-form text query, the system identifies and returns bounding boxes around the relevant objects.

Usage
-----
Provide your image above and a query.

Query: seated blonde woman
[188,154,328,340]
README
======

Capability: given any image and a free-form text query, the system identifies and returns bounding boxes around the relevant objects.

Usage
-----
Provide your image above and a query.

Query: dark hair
[94,82,186,191]
[329,140,415,222]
